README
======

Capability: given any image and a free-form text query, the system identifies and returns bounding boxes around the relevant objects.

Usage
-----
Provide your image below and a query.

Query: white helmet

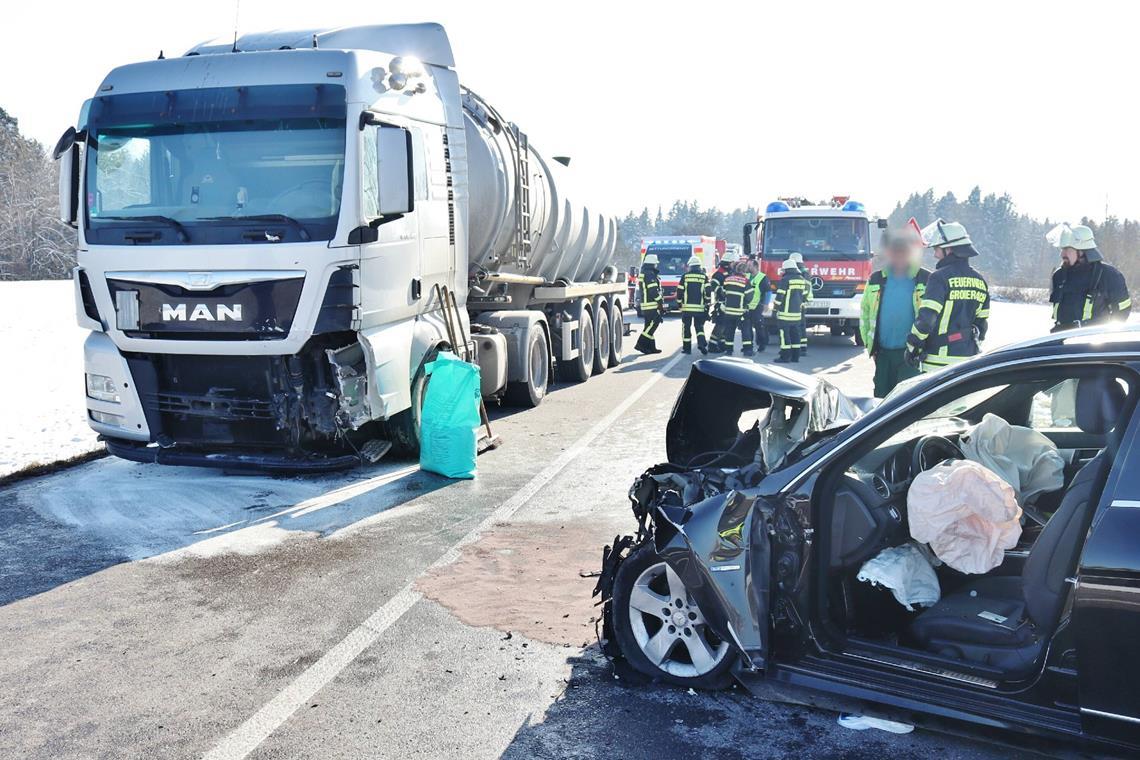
[687,255,702,267]
[1046,223,1097,251]
[921,219,973,250]
[643,253,659,266]
[780,258,800,272]
[721,251,739,264]
[788,252,804,265]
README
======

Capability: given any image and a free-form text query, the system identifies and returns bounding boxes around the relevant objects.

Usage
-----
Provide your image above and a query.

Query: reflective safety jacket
[708,267,729,308]
[773,271,810,322]
[638,271,662,314]
[746,271,772,312]
[906,256,989,370]
[720,273,752,316]
[1050,260,1132,327]
[679,268,709,312]
[860,264,931,355]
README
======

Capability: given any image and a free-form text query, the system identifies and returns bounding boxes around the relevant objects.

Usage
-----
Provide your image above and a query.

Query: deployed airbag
[960,413,1064,505]
[908,459,1022,574]
[857,542,941,611]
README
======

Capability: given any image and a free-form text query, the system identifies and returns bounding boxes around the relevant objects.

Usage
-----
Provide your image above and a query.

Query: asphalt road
[0,303,1075,759]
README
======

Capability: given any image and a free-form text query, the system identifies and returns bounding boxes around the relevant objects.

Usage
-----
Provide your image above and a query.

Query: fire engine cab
[746,196,886,344]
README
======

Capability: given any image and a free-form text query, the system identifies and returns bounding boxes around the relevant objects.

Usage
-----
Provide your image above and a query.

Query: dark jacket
[1051,260,1132,326]
[638,269,662,313]
[906,255,989,370]
[773,270,810,322]
[680,268,709,312]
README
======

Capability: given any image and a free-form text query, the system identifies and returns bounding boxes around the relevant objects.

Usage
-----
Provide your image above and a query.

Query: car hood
[665,358,869,468]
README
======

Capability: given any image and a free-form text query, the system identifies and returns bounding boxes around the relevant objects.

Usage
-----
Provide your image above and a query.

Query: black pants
[747,308,768,350]
[713,312,743,354]
[641,310,662,342]
[680,311,707,353]
[778,321,802,362]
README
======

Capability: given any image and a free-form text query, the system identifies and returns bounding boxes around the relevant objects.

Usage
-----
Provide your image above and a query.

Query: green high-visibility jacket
[859,263,931,356]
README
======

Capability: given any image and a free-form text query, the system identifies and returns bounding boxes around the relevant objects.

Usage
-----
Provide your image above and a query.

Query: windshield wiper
[97,215,189,243]
[206,214,311,242]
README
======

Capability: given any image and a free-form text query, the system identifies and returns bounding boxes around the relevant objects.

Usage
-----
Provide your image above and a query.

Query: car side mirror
[377,125,413,217]
[53,126,83,227]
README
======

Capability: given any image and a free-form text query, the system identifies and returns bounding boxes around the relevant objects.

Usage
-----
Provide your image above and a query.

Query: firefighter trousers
[680,312,707,354]
[778,321,803,362]
[712,312,744,354]
[747,308,768,350]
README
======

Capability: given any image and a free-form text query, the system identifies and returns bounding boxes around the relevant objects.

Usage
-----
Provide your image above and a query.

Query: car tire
[611,543,736,689]
[505,325,550,408]
[593,304,610,375]
[559,308,594,383]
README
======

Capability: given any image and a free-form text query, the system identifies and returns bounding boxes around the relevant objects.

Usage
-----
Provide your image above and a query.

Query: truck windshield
[84,84,347,244]
[763,217,869,260]
[646,246,691,276]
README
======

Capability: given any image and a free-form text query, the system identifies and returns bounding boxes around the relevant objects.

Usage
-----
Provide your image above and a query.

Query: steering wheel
[911,435,964,475]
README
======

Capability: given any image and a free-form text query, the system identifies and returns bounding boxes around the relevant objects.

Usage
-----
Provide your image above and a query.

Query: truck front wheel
[388,354,433,455]
[505,325,550,408]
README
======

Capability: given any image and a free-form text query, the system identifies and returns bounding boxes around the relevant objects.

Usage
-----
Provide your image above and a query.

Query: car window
[1030,379,1079,431]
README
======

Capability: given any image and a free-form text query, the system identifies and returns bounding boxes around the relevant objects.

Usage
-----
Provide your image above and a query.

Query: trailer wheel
[593,305,611,375]
[609,300,624,366]
[560,308,594,383]
[505,325,550,408]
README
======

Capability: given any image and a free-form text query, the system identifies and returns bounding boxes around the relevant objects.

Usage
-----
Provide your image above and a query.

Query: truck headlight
[86,373,121,403]
[89,410,125,426]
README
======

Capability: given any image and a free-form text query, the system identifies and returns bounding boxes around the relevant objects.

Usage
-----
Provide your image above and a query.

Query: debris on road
[836,714,915,734]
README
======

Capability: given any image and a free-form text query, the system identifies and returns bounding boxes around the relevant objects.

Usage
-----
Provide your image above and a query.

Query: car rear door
[1074,407,1140,744]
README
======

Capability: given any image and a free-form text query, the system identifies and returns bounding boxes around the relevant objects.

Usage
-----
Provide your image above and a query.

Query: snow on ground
[0,280,97,477]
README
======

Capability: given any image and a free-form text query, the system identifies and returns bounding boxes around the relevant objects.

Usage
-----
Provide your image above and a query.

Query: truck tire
[388,352,434,455]
[593,305,610,375]
[830,325,844,337]
[505,325,550,408]
[609,300,624,366]
[559,308,594,383]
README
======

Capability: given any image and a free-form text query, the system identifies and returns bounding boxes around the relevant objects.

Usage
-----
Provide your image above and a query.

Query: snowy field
[0,280,1113,479]
[0,280,96,477]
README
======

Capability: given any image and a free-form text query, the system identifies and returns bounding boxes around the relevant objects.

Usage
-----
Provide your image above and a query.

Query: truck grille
[147,392,275,422]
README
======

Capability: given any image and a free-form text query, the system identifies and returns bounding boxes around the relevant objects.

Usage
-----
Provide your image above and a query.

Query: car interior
[815,365,1136,684]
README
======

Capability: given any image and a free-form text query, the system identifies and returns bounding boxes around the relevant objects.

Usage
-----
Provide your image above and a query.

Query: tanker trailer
[52,22,624,471]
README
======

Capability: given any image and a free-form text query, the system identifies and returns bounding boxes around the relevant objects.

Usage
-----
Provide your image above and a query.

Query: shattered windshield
[84,84,347,244]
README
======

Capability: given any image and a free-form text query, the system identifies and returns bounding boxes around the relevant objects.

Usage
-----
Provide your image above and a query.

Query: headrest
[1076,376,1126,435]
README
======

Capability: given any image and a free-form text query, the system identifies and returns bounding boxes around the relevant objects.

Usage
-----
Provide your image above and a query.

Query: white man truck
[53,23,623,471]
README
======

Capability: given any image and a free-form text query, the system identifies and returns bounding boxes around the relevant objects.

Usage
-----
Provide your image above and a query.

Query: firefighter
[745,257,772,354]
[710,259,751,355]
[904,220,989,373]
[706,252,735,352]
[773,258,810,363]
[860,226,931,397]
[788,252,812,353]
[679,255,710,354]
[634,254,664,354]
[1047,223,1131,332]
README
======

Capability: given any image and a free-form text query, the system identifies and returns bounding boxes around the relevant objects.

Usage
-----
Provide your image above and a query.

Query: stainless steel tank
[463,90,616,284]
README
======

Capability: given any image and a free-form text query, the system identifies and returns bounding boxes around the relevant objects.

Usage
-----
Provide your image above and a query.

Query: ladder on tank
[431,283,501,454]
[509,124,533,269]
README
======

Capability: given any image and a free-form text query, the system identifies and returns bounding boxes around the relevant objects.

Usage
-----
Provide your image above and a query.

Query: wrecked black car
[597,326,1140,753]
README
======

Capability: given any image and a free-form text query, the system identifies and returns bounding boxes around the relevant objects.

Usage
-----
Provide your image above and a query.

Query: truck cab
[638,236,718,311]
[751,198,884,342]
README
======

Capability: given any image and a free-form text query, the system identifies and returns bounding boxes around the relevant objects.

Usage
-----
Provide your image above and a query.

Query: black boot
[774,350,791,363]
[697,340,708,355]
[791,348,801,363]
[681,346,691,355]
[742,347,754,357]
[635,334,656,354]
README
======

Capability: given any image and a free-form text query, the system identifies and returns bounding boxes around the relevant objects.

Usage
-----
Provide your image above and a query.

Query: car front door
[1074,401,1140,745]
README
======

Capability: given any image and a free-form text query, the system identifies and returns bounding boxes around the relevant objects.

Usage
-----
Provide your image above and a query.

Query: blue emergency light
[841,200,865,213]
[766,201,790,214]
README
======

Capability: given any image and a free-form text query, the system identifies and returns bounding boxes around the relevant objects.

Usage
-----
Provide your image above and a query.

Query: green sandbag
[419,351,481,479]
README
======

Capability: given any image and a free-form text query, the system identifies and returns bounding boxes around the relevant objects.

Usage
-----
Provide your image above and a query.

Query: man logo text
[161,304,243,322]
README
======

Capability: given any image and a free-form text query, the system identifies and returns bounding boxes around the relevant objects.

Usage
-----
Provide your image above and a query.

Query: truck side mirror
[377,125,413,217]
[53,126,82,227]
[877,218,888,229]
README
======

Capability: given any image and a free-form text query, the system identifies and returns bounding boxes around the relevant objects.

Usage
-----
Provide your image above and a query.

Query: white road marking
[202,352,685,760]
